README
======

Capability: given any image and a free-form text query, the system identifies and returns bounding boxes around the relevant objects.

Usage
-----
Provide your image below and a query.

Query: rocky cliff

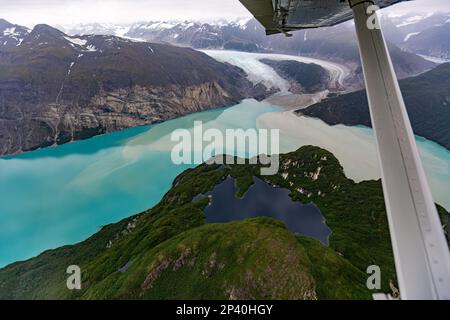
[0,21,268,156]
[2,145,447,299]
[301,63,450,150]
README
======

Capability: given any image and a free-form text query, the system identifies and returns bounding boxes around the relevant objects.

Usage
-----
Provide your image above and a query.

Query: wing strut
[350,0,450,300]
[239,0,450,300]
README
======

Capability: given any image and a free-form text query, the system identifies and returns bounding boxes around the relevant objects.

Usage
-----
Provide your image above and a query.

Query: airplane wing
[239,0,411,34]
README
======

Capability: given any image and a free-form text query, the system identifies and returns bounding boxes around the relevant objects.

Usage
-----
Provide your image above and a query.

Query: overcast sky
[1,0,449,27]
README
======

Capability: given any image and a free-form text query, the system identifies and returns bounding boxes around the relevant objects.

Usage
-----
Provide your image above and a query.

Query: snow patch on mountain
[3,27,17,36]
[404,32,420,42]
[2,26,29,45]
[418,54,450,64]
[85,44,97,52]
[231,17,252,29]
[63,35,87,46]
[396,13,434,28]
[140,22,178,31]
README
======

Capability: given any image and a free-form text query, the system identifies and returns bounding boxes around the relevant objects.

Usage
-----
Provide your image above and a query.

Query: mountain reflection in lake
[204,176,331,245]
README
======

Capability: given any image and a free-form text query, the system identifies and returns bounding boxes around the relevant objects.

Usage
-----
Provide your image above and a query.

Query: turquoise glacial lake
[1,98,450,267]
[0,100,279,267]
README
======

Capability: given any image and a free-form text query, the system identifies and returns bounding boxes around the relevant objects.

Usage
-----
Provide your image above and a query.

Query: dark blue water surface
[204,176,331,244]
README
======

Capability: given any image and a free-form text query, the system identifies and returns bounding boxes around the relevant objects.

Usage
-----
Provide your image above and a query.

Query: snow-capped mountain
[62,18,264,51]
[0,18,30,48]
[63,22,132,38]
[0,20,151,54]
[383,12,450,60]
[0,19,265,156]
[59,17,437,86]
[386,12,450,36]
[53,10,450,65]
[403,22,450,60]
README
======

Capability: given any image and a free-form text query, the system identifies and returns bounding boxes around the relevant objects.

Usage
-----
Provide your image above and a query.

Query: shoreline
[263,90,330,111]
[257,101,450,212]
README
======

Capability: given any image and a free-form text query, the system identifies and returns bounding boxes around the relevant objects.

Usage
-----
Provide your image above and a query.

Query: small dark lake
[204,176,331,245]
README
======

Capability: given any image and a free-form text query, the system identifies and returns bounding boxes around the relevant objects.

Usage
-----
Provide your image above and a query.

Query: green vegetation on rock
[0,146,448,299]
[301,63,450,150]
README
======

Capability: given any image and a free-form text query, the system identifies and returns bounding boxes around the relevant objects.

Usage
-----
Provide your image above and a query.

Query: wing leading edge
[239,0,411,35]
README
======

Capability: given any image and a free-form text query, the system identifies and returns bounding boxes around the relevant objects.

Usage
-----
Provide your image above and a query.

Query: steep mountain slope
[83,19,266,52]
[387,12,450,45]
[403,23,450,60]
[0,20,267,156]
[301,63,450,150]
[2,146,448,299]
[138,19,434,80]
[378,12,450,60]
[0,146,377,299]
[0,18,30,49]
[65,18,435,85]
[0,146,450,299]
[260,22,435,87]
[260,59,330,93]
[63,22,132,38]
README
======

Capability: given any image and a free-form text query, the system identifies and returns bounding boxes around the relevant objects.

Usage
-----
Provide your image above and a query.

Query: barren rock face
[0,22,269,156]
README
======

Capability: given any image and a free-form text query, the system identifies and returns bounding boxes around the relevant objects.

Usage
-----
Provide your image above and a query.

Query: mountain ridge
[403,23,450,59]
[301,63,450,150]
[0,145,447,299]
[61,17,436,87]
[0,20,269,156]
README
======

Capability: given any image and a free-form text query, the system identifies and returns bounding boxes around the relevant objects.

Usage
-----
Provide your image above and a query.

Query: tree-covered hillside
[301,63,450,150]
[0,146,448,299]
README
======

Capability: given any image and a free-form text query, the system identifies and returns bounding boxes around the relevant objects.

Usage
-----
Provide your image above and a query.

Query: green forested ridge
[260,59,330,93]
[301,63,450,150]
[0,22,266,156]
[0,146,448,299]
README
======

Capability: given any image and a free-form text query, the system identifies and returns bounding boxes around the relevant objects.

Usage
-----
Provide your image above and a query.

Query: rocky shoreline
[0,22,273,156]
[0,81,269,156]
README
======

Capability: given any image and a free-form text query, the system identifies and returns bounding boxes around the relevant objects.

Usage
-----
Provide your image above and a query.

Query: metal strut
[349,0,450,300]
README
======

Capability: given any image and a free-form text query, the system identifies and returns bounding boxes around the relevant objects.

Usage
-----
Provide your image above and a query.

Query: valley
[1,145,448,299]
[1,7,450,300]
[62,15,438,87]
[301,62,450,150]
[1,46,450,271]
[0,20,268,156]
